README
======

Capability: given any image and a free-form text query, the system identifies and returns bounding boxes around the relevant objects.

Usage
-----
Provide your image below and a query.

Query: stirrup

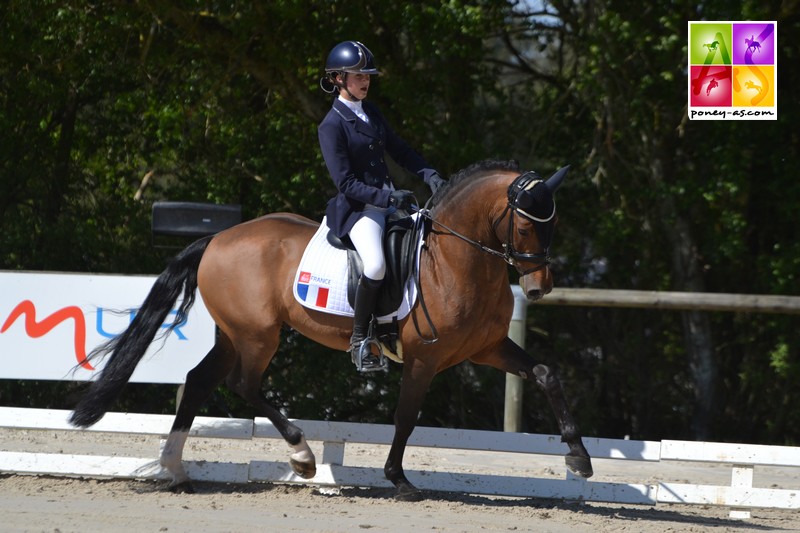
[350,337,388,373]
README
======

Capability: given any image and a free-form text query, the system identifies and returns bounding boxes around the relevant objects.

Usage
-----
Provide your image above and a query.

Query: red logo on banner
[0,300,94,370]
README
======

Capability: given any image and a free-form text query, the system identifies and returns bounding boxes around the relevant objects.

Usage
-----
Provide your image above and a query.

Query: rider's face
[338,73,371,101]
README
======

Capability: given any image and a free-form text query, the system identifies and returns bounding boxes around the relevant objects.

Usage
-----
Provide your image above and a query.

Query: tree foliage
[1,0,798,444]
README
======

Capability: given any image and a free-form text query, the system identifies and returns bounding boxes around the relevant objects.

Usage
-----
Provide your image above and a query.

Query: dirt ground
[0,427,798,533]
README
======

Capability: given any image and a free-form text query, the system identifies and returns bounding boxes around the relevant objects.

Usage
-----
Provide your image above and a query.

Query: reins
[406,206,439,344]
[414,197,552,273]
[417,207,510,262]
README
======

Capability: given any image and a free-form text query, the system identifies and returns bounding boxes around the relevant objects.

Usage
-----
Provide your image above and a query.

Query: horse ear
[544,165,569,193]
[516,190,535,210]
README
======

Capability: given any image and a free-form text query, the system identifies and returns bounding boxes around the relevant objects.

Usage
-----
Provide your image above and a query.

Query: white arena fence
[2,271,799,518]
[0,407,797,520]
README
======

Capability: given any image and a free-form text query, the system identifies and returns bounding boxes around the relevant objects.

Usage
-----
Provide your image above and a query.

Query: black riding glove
[388,190,415,210]
[428,173,447,195]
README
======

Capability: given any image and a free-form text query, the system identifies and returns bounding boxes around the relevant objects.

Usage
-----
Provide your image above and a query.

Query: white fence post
[504,285,528,432]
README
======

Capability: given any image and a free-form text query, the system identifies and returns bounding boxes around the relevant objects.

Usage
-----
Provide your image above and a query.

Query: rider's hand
[428,173,446,195]
[388,190,415,210]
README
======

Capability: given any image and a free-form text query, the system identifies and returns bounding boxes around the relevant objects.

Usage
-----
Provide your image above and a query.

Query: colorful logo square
[689,23,732,65]
[688,21,777,120]
[732,23,775,65]
[733,65,775,107]
[690,66,732,107]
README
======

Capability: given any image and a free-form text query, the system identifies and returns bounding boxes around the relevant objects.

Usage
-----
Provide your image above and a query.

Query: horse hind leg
[239,389,317,480]
[160,338,236,492]
[225,334,317,480]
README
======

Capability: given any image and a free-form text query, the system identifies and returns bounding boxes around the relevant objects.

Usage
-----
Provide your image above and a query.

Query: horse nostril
[526,289,543,301]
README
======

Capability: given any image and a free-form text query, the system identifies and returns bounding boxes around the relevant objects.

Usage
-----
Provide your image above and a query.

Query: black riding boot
[350,275,384,372]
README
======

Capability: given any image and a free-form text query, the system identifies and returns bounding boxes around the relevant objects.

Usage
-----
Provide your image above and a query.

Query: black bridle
[495,170,555,275]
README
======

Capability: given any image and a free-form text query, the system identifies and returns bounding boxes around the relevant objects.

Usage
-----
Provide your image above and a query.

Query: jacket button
[369,144,375,150]
[370,161,376,167]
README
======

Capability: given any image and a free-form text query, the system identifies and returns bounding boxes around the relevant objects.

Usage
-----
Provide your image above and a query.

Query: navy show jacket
[318,98,437,237]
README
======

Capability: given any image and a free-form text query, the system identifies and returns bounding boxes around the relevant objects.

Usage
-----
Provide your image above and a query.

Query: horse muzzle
[520,269,553,302]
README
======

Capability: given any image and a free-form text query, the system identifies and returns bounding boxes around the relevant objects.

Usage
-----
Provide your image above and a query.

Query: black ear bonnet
[508,171,557,248]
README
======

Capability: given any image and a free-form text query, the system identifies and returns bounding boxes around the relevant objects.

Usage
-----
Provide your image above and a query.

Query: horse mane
[428,158,520,208]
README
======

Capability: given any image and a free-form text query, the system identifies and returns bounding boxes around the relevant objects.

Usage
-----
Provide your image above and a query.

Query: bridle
[408,171,556,344]
[418,171,555,276]
[494,170,555,275]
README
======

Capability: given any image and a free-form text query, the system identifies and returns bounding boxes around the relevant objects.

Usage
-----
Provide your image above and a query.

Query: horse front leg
[532,363,594,477]
[471,337,593,478]
[384,357,437,501]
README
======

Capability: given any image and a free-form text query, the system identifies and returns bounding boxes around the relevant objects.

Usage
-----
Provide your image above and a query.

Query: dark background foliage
[1,0,797,445]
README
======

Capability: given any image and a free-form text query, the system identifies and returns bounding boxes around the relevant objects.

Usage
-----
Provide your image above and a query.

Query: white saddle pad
[293,216,420,322]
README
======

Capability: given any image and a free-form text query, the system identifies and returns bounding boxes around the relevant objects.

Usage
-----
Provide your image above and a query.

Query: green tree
[1,0,798,445]
[499,0,799,443]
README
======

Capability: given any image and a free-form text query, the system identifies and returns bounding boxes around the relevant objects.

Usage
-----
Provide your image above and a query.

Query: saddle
[325,212,426,358]
[325,212,419,319]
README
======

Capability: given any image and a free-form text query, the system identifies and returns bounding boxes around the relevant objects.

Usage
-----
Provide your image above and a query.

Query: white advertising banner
[0,271,215,384]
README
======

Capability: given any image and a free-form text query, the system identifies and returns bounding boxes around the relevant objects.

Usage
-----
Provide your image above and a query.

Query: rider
[318,40,445,372]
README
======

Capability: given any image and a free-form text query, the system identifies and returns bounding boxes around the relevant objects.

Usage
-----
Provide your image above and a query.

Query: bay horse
[69,159,593,501]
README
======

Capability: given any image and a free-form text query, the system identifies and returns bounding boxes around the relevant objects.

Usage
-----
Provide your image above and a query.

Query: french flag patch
[296,271,330,308]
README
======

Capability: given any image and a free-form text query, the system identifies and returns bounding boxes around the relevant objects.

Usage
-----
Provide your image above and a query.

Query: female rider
[318,40,444,372]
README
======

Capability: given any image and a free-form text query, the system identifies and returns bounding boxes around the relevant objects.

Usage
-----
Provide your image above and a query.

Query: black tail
[69,236,214,428]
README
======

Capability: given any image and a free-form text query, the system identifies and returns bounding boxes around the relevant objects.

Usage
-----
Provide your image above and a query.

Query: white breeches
[348,209,387,281]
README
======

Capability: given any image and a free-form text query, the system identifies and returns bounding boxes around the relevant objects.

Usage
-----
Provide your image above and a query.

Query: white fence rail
[0,407,797,519]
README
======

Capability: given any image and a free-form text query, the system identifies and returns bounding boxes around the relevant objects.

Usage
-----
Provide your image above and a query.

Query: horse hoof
[290,458,317,479]
[169,480,196,494]
[565,454,594,478]
[395,484,424,502]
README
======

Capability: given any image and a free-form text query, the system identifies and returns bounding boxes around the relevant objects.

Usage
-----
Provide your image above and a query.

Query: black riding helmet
[320,41,381,94]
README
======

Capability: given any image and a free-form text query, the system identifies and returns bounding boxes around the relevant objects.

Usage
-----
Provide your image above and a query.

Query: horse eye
[517,228,530,237]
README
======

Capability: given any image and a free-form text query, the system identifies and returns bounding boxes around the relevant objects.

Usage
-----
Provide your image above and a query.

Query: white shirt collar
[338,95,369,123]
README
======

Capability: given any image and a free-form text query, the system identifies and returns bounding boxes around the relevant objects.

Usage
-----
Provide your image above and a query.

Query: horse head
[426,160,568,302]
[502,166,568,301]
